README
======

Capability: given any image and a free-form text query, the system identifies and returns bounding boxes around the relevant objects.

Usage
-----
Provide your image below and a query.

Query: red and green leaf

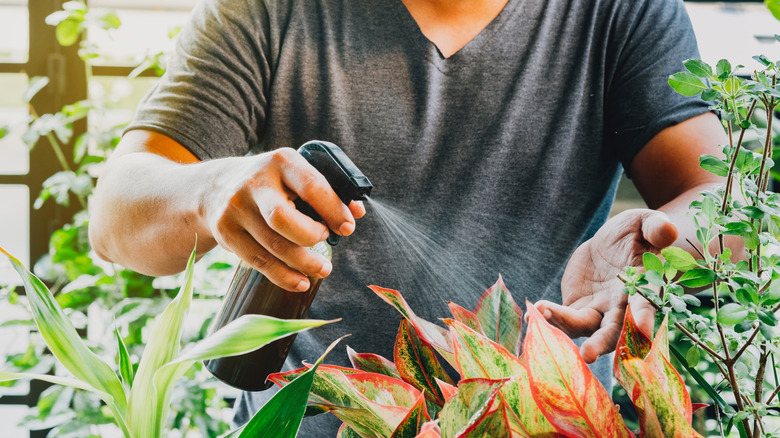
[642,315,692,423]
[622,357,703,438]
[523,302,633,437]
[446,318,557,436]
[473,276,523,356]
[438,378,507,438]
[395,320,455,407]
[415,421,442,438]
[436,378,458,403]
[337,424,362,438]
[369,285,455,364]
[348,346,401,379]
[614,304,652,391]
[448,302,485,335]
[391,392,432,438]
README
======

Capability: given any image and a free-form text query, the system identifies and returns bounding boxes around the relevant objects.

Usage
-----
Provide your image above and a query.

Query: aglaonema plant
[270,276,704,437]
[621,47,780,437]
[0,244,336,438]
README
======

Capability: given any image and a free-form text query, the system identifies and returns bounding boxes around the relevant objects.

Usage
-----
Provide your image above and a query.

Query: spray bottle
[205,141,372,391]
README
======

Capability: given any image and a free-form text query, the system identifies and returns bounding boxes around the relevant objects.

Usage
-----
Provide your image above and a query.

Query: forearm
[89,149,226,276]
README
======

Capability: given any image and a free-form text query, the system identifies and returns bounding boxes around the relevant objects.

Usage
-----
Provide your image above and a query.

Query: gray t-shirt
[128,0,709,434]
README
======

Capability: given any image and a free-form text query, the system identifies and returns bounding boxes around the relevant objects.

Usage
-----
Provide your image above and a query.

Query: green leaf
[668,72,707,96]
[699,155,729,177]
[438,378,506,438]
[716,59,732,80]
[0,246,127,414]
[661,247,698,271]
[717,303,749,325]
[115,326,134,389]
[395,320,453,406]
[766,0,780,21]
[678,268,717,288]
[55,17,82,47]
[701,88,720,102]
[685,345,700,367]
[643,252,664,274]
[645,270,665,288]
[347,347,400,379]
[235,338,343,438]
[683,59,713,78]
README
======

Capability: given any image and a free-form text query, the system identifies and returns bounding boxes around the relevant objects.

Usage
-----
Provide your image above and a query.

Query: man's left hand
[535,209,678,363]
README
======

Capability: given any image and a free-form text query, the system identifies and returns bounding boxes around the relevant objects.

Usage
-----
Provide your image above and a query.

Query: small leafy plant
[271,277,704,437]
[622,49,780,437]
[0,245,335,438]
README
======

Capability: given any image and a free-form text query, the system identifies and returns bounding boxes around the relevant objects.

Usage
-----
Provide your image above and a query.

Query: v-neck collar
[390,0,521,72]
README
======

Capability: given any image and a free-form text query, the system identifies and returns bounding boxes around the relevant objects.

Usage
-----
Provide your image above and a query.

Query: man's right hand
[89,130,364,291]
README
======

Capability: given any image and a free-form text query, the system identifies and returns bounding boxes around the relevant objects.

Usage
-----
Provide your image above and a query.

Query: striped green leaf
[439,378,506,438]
[0,247,127,416]
[390,392,431,438]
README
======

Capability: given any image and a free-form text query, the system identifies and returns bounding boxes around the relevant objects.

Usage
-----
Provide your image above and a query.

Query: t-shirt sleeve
[126,0,271,160]
[604,0,711,172]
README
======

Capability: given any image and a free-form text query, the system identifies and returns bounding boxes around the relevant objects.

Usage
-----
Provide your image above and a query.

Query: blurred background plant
[0,1,238,436]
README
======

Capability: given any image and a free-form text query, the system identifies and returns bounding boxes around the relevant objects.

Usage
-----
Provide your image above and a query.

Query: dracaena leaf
[445,320,556,436]
[396,319,455,406]
[438,378,507,438]
[347,346,400,379]
[0,247,127,415]
[369,285,455,364]
[614,304,652,391]
[448,302,484,335]
[622,357,703,438]
[473,275,523,356]
[391,392,431,438]
[523,302,632,437]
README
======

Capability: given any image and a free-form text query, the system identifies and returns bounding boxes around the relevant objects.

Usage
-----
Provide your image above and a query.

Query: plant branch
[733,324,761,363]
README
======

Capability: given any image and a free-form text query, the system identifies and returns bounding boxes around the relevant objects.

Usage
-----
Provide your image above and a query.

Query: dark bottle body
[205,244,328,391]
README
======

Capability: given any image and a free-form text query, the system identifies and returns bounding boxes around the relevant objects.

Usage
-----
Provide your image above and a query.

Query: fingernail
[339,222,355,235]
[319,261,333,277]
[295,278,310,292]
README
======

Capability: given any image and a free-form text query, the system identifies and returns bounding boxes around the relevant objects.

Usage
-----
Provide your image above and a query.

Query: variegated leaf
[446,319,557,436]
[396,319,455,406]
[642,315,693,423]
[523,302,633,437]
[439,378,506,438]
[415,421,442,438]
[436,378,458,403]
[348,346,401,379]
[622,357,703,438]
[448,302,484,335]
[391,392,432,438]
[456,397,511,438]
[272,364,417,436]
[614,304,652,391]
[473,275,523,356]
[337,424,363,438]
[369,285,455,364]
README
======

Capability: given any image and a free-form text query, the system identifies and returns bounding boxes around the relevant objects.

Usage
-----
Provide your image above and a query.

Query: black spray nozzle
[294,141,373,245]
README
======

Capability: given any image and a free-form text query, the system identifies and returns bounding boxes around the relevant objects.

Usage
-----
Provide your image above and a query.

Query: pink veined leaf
[448,302,485,335]
[438,378,507,438]
[395,319,455,407]
[621,357,704,438]
[347,345,401,379]
[391,391,432,438]
[436,378,458,403]
[614,304,652,391]
[473,275,523,356]
[455,395,511,438]
[271,364,417,436]
[642,314,693,423]
[369,285,455,364]
[337,424,363,438]
[523,302,633,438]
[415,420,442,438]
[446,319,558,437]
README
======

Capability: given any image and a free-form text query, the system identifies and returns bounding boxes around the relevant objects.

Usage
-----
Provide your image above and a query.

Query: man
[89,0,725,434]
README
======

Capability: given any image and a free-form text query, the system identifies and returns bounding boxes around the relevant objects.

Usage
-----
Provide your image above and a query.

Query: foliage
[622,49,780,437]
[0,2,239,435]
[271,277,704,437]
[0,245,334,438]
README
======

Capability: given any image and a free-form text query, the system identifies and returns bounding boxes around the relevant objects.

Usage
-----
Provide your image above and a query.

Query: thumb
[641,211,678,249]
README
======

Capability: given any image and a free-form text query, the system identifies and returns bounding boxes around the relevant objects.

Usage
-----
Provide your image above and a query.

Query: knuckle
[250,250,275,272]
[266,233,289,255]
[265,205,290,230]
